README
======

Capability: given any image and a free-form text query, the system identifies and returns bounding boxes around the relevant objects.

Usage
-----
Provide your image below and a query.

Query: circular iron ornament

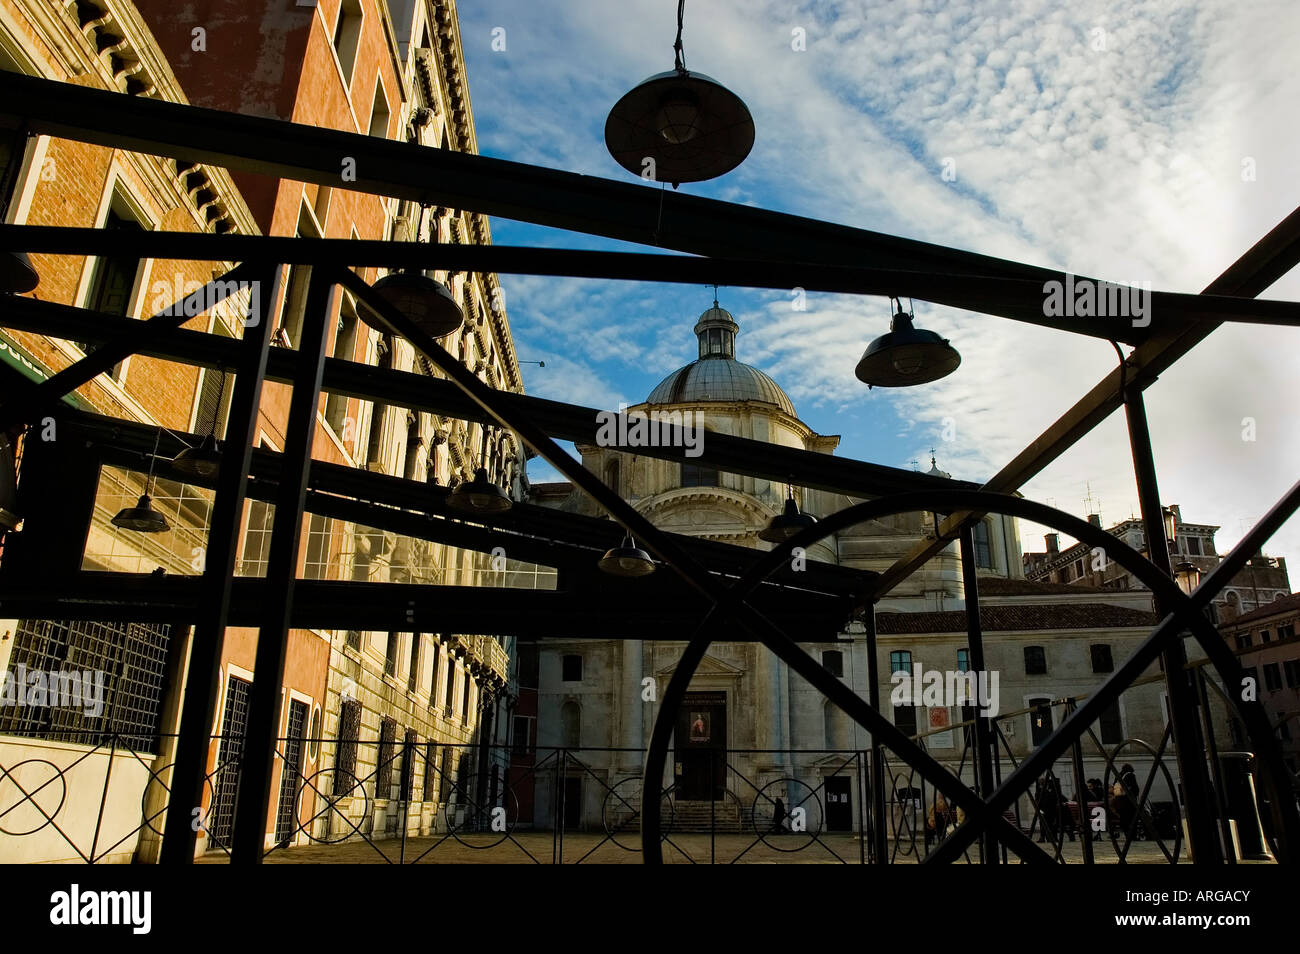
[140,763,216,837]
[1101,738,1183,863]
[603,777,674,851]
[751,777,823,853]
[0,759,67,836]
[604,70,755,185]
[442,785,521,850]
[295,768,371,844]
[640,489,1300,864]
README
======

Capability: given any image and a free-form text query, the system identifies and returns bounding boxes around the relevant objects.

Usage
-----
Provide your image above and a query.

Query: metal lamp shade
[854,312,961,388]
[447,468,513,514]
[111,494,170,533]
[171,433,223,479]
[598,534,656,577]
[758,496,817,543]
[1,251,39,294]
[605,70,755,185]
[370,271,463,339]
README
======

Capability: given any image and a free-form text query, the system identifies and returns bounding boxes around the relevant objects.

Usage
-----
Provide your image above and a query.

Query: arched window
[561,701,581,749]
[605,459,620,495]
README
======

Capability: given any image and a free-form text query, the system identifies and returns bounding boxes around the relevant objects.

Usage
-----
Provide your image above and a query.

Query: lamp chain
[673,0,687,72]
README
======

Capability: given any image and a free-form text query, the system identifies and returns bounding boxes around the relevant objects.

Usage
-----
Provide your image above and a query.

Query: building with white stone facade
[525,301,1176,834]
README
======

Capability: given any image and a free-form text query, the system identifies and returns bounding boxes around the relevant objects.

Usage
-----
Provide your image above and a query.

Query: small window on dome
[708,328,723,355]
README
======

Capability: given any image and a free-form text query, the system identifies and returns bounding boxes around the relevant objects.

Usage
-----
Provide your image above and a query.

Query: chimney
[1087,514,1102,529]
[1045,533,1059,555]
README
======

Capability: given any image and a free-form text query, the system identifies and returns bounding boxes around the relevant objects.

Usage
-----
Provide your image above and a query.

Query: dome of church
[645,300,797,417]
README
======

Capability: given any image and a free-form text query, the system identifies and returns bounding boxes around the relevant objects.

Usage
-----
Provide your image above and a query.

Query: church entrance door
[676,691,727,800]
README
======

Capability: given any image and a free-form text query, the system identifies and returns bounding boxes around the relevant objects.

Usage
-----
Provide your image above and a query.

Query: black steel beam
[160,265,281,864]
[958,524,997,864]
[8,227,1300,339]
[230,270,333,863]
[1,72,1128,287]
[0,575,852,640]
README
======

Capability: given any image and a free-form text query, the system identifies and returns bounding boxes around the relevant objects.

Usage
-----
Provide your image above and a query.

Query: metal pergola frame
[1,71,1298,866]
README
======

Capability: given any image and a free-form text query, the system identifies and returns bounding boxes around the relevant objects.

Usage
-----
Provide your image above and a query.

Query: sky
[454,0,1300,577]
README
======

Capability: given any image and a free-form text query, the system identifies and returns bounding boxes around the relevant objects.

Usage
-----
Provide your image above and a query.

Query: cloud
[461,0,1300,574]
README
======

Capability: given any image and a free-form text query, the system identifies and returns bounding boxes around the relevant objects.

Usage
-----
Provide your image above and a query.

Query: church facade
[525,301,1173,835]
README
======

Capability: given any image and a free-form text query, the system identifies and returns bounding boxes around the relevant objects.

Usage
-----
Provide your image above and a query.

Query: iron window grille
[333,699,362,796]
[0,618,170,751]
[375,717,398,799]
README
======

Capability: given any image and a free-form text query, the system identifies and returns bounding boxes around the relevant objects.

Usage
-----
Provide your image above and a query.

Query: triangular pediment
[655,652,745,680]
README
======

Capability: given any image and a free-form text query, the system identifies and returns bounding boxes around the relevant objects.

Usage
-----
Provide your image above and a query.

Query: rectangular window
[1099,700,1123,745]
[822,650,843,677]
[562,653,583,682]
[1261,630,1271,644]
[890,650,911,674]
[345,629,362,651]
[324,300,360,441]
[461,674,472,722]
[278,207,320,348]
[1236,634,1253,651]
[680,462,718,487]
[332,0,363,86]
[1284,659,1300,689]
[972,521,993,569]
[428,641,440,702]
[1187,537,1202,555]
[1090,644,1113,674]
[421,739,438,801]
[81,197,147,378]
[1024,646,1047,675]
[893,703,917,737]
[408,633,420,692]
[375,717,397,799]
[367,80,391,138]
[384,633,398,677]
[192,342,233,439]
[240,473,274,576]
[333,699,362,796]
[1264,663,1282,692]
[302,513,331,580]
[444,657,456,712]
[1279,624,1296,641]
[956,649,970,673]
[512,715,534,757]
[400,728,418,801]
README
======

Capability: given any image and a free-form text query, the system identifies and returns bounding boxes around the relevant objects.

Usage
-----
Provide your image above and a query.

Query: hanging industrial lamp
[604,0,754,186]
[369,270,463,340]
[1,251,39,294]
[172,366,226,479]
[854,298,961,388]
[447,426,512,514]
[599,533,656,577]
[112,431,170,533]
[759,492,817,543]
